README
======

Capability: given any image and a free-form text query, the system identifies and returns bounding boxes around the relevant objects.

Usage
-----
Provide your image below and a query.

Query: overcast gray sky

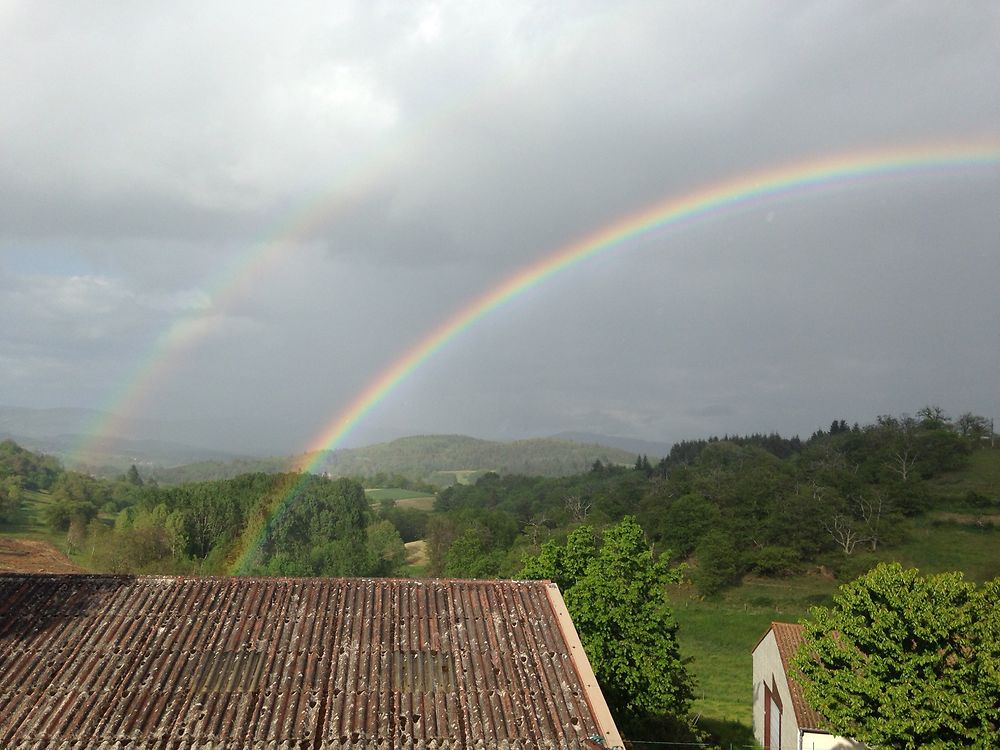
[2,1,999,455]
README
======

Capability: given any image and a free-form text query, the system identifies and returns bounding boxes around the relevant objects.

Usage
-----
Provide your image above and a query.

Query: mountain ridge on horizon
[141,433,638,485]
[1,405,654,473]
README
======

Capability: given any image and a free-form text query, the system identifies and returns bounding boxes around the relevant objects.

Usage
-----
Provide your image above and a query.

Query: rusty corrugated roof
[768,621,824,731]
[0,574,622,750]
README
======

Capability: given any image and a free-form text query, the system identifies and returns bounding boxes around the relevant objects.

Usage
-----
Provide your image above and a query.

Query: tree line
[7,405,989,586]
[1,407,995,744]
[0,455,407,577]
[423,407,991,592]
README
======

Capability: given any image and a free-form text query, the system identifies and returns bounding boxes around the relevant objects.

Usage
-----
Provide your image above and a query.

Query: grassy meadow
[673,490,999,742]
[3,488,67,545]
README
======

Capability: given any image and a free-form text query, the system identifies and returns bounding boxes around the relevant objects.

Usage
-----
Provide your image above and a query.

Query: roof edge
[750,620,799,653]
[544,582,624,750]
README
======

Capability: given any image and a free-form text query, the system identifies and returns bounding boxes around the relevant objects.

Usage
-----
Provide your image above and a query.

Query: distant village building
[752,622,863,750]
[0,573,623,749]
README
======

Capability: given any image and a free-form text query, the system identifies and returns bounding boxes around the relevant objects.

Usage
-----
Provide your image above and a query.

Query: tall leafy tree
[520,517,695,731]
[793,563,999,749]
[125,464,144,486]
[248,475,372,576]
[0,476,24,522]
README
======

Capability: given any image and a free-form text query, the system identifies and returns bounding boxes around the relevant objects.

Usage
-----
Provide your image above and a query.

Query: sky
[2,1,999,456]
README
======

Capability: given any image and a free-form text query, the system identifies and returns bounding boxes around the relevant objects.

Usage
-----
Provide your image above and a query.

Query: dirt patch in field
[405,540,429,567]
[0,537,86,574]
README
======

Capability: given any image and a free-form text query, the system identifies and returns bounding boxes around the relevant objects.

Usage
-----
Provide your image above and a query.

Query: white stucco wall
[752,627,865,750]
[751,630,800,750]
[800,730,865,750]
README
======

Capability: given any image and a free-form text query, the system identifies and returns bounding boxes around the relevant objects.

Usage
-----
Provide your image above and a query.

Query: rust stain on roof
[0,574,620,749]
[769,621,824,731]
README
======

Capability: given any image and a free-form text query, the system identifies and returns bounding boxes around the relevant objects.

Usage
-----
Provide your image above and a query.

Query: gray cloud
[1,0,998,453]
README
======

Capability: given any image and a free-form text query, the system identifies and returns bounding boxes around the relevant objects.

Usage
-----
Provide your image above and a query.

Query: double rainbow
[225,139,999,572]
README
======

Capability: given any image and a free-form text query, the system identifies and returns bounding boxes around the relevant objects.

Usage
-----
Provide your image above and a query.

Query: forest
[2,406,997,744]
[2,406,994,582]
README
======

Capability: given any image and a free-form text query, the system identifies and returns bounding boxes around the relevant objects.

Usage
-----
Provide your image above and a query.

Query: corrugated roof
[768,621,824,731]
[0,573,622,750]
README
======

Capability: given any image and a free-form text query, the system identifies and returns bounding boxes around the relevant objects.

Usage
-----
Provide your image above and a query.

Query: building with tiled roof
[751,622,863,750]
[0,573,623,750]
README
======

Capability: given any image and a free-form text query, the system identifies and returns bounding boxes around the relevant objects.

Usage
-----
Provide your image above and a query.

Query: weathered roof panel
[0,574,621,750]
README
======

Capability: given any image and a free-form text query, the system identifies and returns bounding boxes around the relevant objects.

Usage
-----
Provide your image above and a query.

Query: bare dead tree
[524,513,549,549]
[854,490,887,551]
[887,445,919,482]
[822,514,871,555]
[564,495,591,524]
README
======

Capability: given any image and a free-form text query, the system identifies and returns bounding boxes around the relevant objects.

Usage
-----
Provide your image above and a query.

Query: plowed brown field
[0,537,85,574]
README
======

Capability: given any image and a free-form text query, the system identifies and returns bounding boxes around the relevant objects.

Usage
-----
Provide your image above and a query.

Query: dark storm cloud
[1,1,997,451]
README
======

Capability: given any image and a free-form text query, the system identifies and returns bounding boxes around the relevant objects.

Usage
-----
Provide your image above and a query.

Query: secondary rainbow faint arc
[294,140,1000,468]
[226,139,999,573]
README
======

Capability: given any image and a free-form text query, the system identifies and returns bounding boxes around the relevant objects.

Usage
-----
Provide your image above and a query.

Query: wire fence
[624,741,760,749]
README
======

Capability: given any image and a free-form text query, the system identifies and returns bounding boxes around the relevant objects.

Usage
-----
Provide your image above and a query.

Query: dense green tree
[659,493,718,559]
[380,506,429,542]
[425,508,518,577]
[520,517,695,732]
[125,464,144,486]
[443,526,505,578]
[263,476,371,576]
[0,476,24,522]
[520,524,596,591]
[43,472,101,531]
[366,519,407,576]
[694,529,744,594]
[794,563,999,749]
[956,412,991,442]
[0,439,61,489]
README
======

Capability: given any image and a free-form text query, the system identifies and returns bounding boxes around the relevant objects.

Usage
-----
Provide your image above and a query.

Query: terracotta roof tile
[768,621,824,731]
[0,573,621,749]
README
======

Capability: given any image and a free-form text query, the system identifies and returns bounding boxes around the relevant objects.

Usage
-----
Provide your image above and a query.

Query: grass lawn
[879,515,1000,581]
[1,488,67,547]
[365,488,436,511]
[672,573,836,738]
[365,487,435,502]
[403,540,429,576]
[431,469,484,486]
[394,496,436,511]
[1,488,118,569]
[670,510,999,744]
[926,447,1000,502]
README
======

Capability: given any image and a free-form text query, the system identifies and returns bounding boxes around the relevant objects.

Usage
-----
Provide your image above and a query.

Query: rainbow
[225,139,1000,573]
[68,11,615,467]
[70,191,370,467]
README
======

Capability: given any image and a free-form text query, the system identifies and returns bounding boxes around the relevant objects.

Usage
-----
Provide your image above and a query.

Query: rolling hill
[147,434,637,485]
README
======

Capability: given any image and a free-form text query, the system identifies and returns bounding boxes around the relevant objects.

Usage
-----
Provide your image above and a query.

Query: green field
[364,487,436,511]
[364,487,435,501]
[1,488,66,545]
[430,469,485,486]
[673,505,1000,742]
[673,574,836,741]
[926,446,1000,502]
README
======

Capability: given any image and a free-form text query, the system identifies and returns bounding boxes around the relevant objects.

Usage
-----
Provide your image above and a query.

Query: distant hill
[550,431,673,459]
[146,455,300,484]
[1,432,247,476]
[148,434,636,485]
[0,406,102,440]
[0,405,283,471]
[314,435,636,485]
